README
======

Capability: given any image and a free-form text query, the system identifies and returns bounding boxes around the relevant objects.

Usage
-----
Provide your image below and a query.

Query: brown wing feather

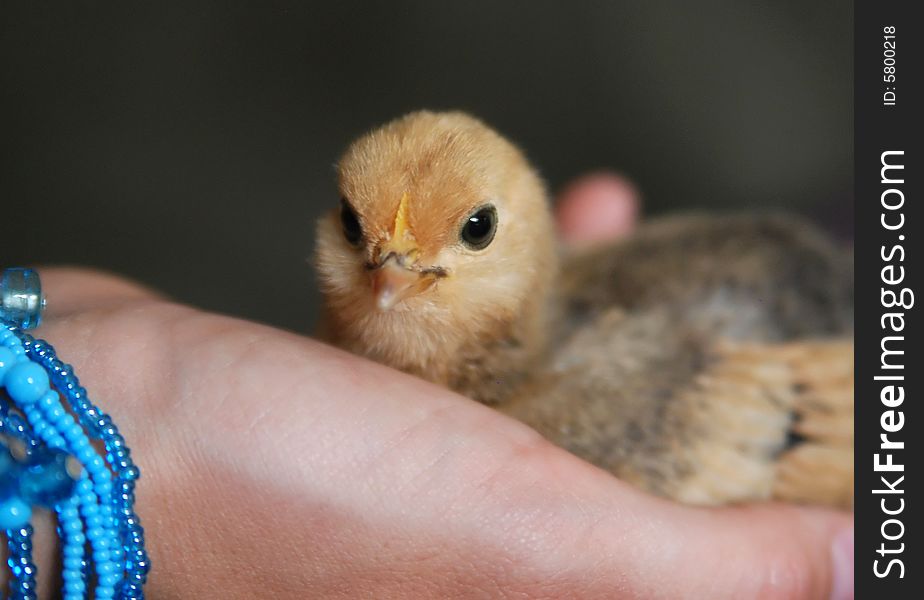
[504,328,853,507]
[503,215,854,506]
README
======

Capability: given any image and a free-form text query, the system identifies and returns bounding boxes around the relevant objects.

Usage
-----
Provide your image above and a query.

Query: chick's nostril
[365,250,404,271]
[381,251,403,267]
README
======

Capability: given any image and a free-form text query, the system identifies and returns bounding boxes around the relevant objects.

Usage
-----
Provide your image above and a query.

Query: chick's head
[316,111,557,376]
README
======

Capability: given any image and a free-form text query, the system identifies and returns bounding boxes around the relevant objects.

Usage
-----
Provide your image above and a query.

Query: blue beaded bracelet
[0,267,149,599]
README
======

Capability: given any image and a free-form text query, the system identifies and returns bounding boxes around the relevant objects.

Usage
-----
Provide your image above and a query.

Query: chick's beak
[370,256,435,311]
[369,192,439,310]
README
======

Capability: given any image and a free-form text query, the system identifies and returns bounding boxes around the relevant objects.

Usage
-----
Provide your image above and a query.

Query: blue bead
[46,405,66,421]
[121,465,141,481]
[65,579,85,594]
[77,446,97,465]
[39,390,59,410]
[30,421,48,439]
[64,423,85,441]
[0,496,32,529]
[87,514,105,528]
[87,455,106,474]
[63,518,84,534]
[3,361,50,404]
[0,346,16,384]
[19,448,78,507]
[59,507,79,519]
[0,269,45,329]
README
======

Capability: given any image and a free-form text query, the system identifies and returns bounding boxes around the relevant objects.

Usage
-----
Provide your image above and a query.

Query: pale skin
[8,175,852,598]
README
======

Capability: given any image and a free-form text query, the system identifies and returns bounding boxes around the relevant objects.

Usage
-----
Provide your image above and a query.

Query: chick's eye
[340,199,362,246]
[460,205,497,250]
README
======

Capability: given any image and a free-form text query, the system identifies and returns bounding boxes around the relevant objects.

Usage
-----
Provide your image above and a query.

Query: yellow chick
[315,111,853,507]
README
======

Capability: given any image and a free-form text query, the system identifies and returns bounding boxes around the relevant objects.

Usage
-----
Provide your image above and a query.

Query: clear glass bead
[0,268,45,329]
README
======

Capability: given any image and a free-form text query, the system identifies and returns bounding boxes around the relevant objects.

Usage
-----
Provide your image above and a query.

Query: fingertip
[555,172,641,247]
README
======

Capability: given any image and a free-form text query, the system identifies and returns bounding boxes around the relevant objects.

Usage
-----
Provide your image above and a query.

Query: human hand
[20,173,851,598]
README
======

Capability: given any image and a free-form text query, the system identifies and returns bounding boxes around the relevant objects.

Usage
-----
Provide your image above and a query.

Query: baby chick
[315,111,853,507]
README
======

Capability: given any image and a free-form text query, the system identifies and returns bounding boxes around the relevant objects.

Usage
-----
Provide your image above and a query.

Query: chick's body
[316,111,854,507]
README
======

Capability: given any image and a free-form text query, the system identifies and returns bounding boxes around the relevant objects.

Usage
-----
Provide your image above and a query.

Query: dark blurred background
[2,1,853,332]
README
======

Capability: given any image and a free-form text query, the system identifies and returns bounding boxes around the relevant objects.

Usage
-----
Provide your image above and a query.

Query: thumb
[555,172,641,247]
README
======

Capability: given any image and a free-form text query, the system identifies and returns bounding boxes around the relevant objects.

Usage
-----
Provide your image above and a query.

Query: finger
[33,266,165,318]
[555,172,641,247]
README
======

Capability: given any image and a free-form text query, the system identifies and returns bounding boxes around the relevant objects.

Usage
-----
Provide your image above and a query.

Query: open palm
[22,176,851,598]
